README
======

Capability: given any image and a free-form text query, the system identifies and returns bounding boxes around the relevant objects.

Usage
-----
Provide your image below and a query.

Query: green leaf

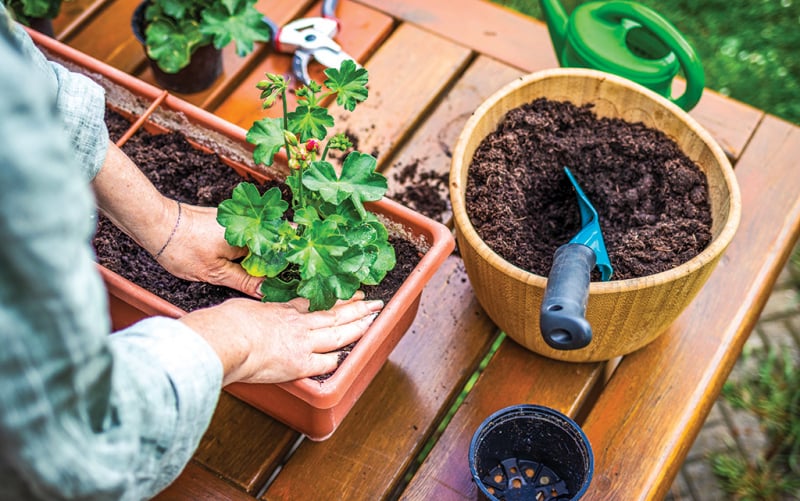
[246,117,285,166]
[296,275,338,312]
[216,184,288,250]
[303,152,386,219]
[261,276,300,303]
[339,245,378,281]
[286,220,349,278]
[241,249,288,278]
[145,18,206,73]
[199,0,271,55]
[363,238,396,285]
[286,105,334,142]
[293,206,320,227]
[324,60,369,111]
[302,161,345,204]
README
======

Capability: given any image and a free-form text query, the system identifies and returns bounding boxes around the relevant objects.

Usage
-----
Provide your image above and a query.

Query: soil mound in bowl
[466,97,712,281]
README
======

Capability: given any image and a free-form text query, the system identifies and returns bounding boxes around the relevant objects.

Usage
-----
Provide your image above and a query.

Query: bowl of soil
[450,68,741,363]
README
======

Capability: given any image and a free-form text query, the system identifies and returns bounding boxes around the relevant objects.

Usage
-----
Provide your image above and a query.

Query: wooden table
[40,0,800,499]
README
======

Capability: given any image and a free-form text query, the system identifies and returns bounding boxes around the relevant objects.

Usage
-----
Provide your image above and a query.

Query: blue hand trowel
[540,167,613,351]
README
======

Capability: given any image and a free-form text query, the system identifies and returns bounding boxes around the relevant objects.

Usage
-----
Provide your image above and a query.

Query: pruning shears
[262,0,360,85]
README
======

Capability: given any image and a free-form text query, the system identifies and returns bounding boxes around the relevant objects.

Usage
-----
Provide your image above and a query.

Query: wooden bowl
[450,68,741,362]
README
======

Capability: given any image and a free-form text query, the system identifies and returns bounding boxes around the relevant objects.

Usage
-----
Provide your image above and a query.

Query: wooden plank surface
[265,255,498,500]
[153,462,256,501]
[135,0,315,109]
[213,1,394,126]
[400,340,605,500]
[192,393,299,495]
[327,22,472,170]
[52,0,111,40]
[61,0,145,74]
[383,55,524,224]
[353,0,762,160]
[579,114,800,500]
[353,0,558,74]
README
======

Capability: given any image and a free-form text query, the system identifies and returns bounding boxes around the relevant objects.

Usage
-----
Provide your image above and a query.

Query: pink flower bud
[306,139,320,152]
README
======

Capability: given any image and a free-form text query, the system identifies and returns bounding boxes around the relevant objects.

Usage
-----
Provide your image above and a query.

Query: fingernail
[366,300,384,310]
[364,312,379,323]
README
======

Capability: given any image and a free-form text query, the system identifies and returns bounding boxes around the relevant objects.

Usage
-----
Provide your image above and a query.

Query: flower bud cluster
[287,136,321,170]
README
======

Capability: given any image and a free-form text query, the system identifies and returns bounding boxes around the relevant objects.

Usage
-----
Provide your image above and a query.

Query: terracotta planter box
[32,31,455,440]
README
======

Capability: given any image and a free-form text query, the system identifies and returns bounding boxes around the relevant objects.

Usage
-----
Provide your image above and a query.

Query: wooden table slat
[152,462,257,501]
[52,0,113,40]
[192,393,299,495]
[327,22,472,170]
[579,114,800,500]
[383,55,525,224]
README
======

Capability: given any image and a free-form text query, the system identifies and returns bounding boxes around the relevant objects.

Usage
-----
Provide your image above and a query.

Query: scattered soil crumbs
[466,98,712,281]
[95,109,421,377]
[389,159,450,222]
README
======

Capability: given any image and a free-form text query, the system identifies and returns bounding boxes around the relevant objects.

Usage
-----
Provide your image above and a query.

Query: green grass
[490,0,800,125]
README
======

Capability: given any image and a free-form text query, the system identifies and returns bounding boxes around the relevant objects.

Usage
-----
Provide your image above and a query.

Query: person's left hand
[155,203,263,298]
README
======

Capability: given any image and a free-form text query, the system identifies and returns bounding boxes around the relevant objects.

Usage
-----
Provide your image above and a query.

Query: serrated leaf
[296,275,338,312]
[286,220,349,278]
[339,245,378,281]
[216,184,288,251]
[246,117,285,166]
[286,105,333,142]
[241,249,288,278]
[363,240,396,284]
[293,206,320,226]
[304,152,386,219]
[145,18,206,73]
[200,1,271,55]
[324,60,369,111]
[261,276,300,303]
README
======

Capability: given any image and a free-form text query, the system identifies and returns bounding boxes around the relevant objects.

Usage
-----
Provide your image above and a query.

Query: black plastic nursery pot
[131,1,222,94]
[469,405,593,501]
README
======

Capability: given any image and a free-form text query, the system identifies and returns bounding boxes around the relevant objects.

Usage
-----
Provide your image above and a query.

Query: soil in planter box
[94,110,421,376]
[466,98,712,281]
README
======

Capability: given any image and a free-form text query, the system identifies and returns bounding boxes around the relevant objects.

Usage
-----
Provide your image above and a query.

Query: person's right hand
[179,291,383,386]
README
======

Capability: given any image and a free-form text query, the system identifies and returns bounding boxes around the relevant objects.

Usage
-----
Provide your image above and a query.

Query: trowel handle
[540,243,595,350]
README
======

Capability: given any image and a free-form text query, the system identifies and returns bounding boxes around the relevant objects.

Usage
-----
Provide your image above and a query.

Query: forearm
[91,141,179,257]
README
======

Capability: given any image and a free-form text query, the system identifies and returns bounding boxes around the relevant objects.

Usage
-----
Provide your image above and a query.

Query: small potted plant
[217,60,397,310]
[131,0,271,94]
[2,0,68,36]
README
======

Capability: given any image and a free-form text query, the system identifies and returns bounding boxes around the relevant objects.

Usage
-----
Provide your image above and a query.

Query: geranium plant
[140,0,271,73]
[216,61,396,311]
[2,0,67,25]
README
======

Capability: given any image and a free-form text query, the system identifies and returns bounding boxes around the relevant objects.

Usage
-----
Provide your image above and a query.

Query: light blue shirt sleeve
[0,7,224,500]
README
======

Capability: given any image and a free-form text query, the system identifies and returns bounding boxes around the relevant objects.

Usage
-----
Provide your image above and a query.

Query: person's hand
[154,202,263,298]
[179,291,383,385]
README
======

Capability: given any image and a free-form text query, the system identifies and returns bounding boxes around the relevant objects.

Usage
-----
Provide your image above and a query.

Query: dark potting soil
[95,110,420,367]
[389,159,450,223]
[466,98,713,281]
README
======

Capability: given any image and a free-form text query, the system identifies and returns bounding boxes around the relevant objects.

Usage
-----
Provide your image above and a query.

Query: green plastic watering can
[540,0,705,111]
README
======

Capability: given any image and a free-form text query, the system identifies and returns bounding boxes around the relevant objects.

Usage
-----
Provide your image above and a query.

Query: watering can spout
[539,0,569,57]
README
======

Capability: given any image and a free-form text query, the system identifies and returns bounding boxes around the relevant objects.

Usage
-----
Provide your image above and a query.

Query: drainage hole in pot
[481,459,570,500]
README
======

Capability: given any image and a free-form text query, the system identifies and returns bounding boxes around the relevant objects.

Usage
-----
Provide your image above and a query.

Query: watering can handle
[540,243,595,351]
[596,2,705,111]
